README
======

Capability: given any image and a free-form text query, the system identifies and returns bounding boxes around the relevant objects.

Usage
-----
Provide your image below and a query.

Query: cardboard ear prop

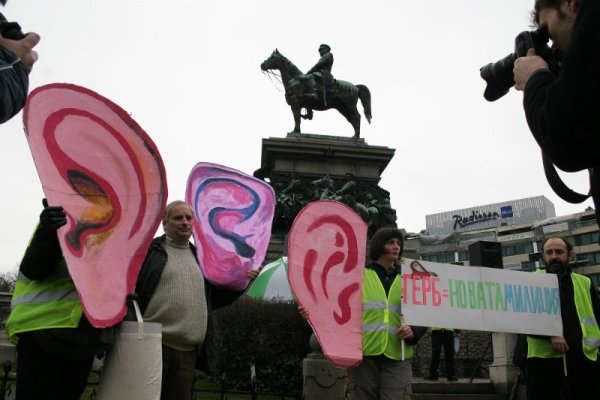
[186,162,275,290]
[288,200,367,368]
[24,83,167,328]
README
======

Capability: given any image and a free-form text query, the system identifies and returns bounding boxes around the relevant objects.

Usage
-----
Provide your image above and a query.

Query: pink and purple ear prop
[23,83,167,328]
[288,200,367,368]
[186,162,275,291]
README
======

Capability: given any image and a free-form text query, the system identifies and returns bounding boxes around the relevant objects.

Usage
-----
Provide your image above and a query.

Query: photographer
[0,0,40,123]
[513,0,600,239]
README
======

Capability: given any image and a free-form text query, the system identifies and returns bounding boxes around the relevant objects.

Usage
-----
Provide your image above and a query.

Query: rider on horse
[300,44,335,103]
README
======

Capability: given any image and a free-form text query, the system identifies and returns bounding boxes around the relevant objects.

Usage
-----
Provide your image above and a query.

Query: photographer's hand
[514,48,549,91]
[0,31,40,71]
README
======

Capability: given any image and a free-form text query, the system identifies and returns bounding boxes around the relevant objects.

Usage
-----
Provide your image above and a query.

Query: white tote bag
[96,300,162,400]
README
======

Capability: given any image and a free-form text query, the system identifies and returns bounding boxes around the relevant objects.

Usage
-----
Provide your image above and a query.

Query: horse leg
[350,108,361,138]
[291,106,301,133]
[338,104,361,138]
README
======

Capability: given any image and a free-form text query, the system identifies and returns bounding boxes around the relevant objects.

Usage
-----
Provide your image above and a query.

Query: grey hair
[162,200,193,225]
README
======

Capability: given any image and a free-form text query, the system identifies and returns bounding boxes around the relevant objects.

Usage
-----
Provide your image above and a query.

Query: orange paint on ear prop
[24,83,168,328]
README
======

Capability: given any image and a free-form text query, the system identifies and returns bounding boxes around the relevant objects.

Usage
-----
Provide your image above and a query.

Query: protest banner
[400,258,562,336]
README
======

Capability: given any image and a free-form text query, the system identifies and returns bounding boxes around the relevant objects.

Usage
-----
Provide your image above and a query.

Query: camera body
[480,29,553,102]
[0,12,25,41]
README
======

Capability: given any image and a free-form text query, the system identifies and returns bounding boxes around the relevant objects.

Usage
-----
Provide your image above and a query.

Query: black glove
[20,199,66,280]
[39,198,67,234]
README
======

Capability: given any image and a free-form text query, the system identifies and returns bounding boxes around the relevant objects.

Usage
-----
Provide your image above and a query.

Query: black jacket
[0,45,28,124]
[133,235,245,374]
[523,0,600,229]
[133,234,244,316]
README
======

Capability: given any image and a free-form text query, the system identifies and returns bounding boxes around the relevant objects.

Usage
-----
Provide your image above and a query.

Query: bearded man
[526,237,600,399]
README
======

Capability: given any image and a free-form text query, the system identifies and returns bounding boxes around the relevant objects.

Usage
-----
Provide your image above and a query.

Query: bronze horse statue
[261,49,372,138]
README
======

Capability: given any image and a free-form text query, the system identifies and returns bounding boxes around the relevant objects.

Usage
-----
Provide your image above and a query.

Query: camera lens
[480,53,517,102]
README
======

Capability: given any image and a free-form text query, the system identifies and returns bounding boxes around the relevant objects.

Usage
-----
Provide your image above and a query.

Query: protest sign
[400,258,562,336]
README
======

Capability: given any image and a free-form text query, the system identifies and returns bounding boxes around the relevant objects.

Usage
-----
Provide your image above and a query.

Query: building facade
[405,196,600,289]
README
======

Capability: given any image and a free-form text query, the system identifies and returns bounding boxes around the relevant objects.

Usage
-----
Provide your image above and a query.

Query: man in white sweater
[135,201,256,400]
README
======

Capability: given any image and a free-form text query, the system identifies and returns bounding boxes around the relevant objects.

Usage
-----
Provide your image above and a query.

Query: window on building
[588,274,600,292]
[422,252,455,264]
[577,251,600,266]
[502,246,515,257]
[458,251,469,262]
[573,232,600,246]
[573,219,598,229]
[520,261,537,271]
[501,242,534,257]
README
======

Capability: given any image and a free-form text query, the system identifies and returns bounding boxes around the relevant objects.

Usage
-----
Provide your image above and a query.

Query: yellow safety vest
[527,271,600,361]
[362,268,412,360]
[6,258,82,344]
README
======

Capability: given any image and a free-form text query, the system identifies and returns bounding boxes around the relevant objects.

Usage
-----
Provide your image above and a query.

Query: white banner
[400,258,562,336]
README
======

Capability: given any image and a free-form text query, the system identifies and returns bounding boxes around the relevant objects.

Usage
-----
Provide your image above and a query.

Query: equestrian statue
[261,44,372,138]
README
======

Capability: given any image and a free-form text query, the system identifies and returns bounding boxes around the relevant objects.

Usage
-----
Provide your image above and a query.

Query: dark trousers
[161,344,197,400]
[429,330,455,378]
[527,352,600,400]
[15,332,94,400]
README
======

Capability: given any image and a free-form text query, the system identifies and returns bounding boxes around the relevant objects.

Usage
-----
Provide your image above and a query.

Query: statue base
[286,131,365,144]
[256,134,394,184]
[302,333,348,400]
[256,133,398,259]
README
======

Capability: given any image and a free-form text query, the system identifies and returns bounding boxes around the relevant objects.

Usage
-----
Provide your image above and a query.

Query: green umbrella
[246,257,295,301]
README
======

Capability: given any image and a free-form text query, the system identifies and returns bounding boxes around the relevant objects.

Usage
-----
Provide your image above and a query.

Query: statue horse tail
[357,84,372,123]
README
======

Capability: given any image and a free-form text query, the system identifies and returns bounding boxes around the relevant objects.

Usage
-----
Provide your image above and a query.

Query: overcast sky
[0,1,593,273]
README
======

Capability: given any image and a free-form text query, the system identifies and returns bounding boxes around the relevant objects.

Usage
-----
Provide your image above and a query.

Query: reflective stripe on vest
[571,273,600,360]
[6,259,82,344]
[528,271,600,361]
[362,268,412,360]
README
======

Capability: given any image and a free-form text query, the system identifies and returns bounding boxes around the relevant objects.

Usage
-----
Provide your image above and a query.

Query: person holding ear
[7,200,114,400]
[300,227,426,399]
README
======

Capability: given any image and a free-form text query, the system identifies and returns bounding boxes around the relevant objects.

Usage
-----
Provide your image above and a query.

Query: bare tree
[0,271,17,292]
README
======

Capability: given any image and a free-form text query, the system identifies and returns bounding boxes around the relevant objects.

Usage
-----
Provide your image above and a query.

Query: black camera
[480,29,553,102]
[0,12,25,41]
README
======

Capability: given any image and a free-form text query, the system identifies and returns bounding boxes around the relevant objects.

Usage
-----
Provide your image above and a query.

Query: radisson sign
[452,210,501,229]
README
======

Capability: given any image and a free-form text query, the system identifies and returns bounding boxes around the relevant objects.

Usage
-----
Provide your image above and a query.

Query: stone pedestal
[255,133,395,183]
[489,332,519,395]
[256,134,398,248]
[302,333,347,400]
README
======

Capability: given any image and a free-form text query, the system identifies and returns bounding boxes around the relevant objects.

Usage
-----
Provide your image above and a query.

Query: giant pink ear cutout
[23,83,167,328]
[288,200,367,368]
[186,162,275,290]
